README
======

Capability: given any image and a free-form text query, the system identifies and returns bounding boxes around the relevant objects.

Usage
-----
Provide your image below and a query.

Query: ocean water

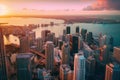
[0,17,120,46]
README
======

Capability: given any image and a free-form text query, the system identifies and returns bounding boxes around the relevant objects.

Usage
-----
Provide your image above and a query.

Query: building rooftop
[46,41,53,44]
[108,63,120,69]
[16,53,33,59]
[114,47,120,50]
[75,51,85,59]
[61,64,71,72]
[87,56,95,61]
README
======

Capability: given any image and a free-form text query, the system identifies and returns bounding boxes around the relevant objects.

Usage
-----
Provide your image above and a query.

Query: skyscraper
[112,64,120,80]
[66,26,70,34]
[99,35,113,50]
[86,32,93,45]
[62,35,66,42]
[60,64,73,80]
[0,28,8,80]
[86,56,95,77]
[71,35,79,56]
[113,47,120,63]
[76,26,79,33]
[102,45,111,64]
[58,40,63,50]
[105,64,113,80]
[16,53,33,80]
[61,43,70,64]
[78,37,83,50]
[37,69,44,80]
[36,38,43,51]
[73,51,86,80]
[83,44,93,58]
[63,29,66,35]
[81,28,87,41]
[65,34,71,43]
[105,63,120,80]
[47,32,55,42]
[41,30,50,42]
[20,36,30,53]
[45,41,54,72]
[28,31,36,46]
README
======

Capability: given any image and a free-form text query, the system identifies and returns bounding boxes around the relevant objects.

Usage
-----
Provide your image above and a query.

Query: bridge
[29,49,46,65]
[30,49,46,58]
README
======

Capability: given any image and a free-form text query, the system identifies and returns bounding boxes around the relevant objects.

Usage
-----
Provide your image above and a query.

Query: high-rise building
[83,42,93,58]
[42,69,52,80]
[76,26,79,33]
[105,64,113,80]
[105,63,120,80]
[113,47,120,63]
[66,26,70,34]
[62,35,66,42]
[16,53,33,80]
[54,37,58,47]
[45,41,54,72]
[71,35,78,56]
[37,68,53,80]
[86,56,95,76]
[61,43,70,64]
[99,34,105,47]
[73,51,86,80]
[78,37,83,50]
[0,28,8,80]
[81,28,87,41]
[47,32,55,42]
[28,31,36,46]
[112,64,120,80]
[65,34,71,43]
[58,40,63,50]
[102,45,111,64]
[99,35,113,51]
[37,69,44,80]
[60,64,73,80]
[63,29,66,35]
[36,38,43,51]
[41,30,50,42]
[20,36,30,53]
[86,32,93,45]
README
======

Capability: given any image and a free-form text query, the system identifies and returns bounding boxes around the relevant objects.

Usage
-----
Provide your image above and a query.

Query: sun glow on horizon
[0,4,8,16]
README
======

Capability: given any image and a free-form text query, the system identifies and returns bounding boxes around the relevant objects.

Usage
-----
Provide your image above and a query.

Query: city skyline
[0,17,120,80]
[0,0,120,80]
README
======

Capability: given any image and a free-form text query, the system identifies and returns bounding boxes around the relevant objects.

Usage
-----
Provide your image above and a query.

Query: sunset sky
[0,0,120,15]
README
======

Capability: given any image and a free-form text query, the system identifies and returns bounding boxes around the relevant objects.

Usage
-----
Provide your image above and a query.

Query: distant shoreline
[0,15,120,24]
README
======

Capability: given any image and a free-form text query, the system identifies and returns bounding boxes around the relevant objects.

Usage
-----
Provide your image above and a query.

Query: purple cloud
[84,0,120,10]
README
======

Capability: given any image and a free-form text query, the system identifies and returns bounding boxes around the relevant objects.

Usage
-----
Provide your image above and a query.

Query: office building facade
[45,41,54,72]
[66,26,70,34]
[20,36,30,53]
[0,28,8,80]
[60,64,73,80]
[113,47,120,63]
[73,51,86,80]
[16,53,33,80]
[61,43,70,64]
[105,63,120,80]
